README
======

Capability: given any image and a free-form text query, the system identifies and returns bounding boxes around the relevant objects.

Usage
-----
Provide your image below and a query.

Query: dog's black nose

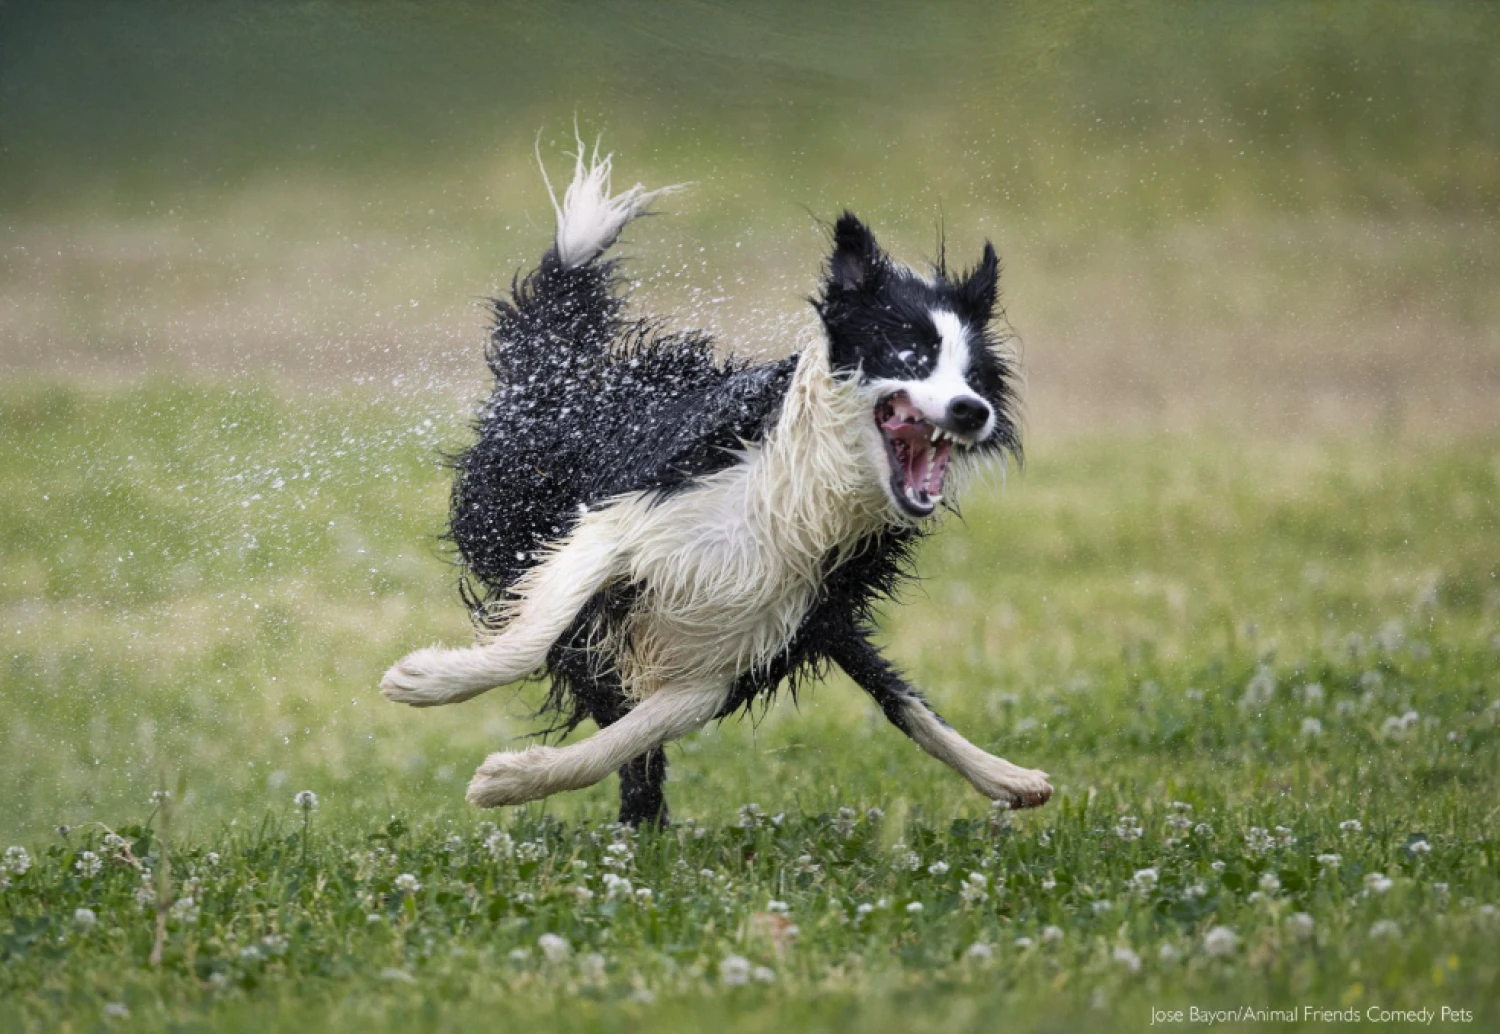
[946,396,991,434]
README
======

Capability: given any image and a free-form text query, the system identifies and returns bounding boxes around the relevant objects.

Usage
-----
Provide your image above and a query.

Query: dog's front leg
[466,679,729,808]
[380,516,624,707]
[830,631,1052,809]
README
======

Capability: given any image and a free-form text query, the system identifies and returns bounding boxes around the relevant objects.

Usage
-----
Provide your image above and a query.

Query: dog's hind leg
[830,631,1053,809]
[466,680,726,809]
[381,516,624,708]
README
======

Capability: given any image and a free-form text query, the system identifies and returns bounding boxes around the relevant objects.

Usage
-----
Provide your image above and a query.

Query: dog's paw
[379,649,457,707]
[968,757,1054,810]
[466,747,560,808]
[993,768,1054,810]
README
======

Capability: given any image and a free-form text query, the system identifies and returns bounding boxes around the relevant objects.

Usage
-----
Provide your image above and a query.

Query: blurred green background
[3,0,1497,431]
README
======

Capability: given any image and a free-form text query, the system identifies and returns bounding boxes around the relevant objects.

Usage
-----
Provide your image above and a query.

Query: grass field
[3,1,1500,1028]
[2,383,1497,1031]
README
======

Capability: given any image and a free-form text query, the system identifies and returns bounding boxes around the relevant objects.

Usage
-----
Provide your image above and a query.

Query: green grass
[2,381,1498,1030]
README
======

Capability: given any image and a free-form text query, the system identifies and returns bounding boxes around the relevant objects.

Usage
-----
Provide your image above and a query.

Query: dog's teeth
[933,428,948,443]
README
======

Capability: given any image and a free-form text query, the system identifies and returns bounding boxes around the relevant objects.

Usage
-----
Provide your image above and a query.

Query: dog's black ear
[957,241,1000,321]
[828,213,886,294]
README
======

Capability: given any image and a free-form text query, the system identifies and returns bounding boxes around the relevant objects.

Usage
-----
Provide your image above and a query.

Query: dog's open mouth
[876,393,956,518]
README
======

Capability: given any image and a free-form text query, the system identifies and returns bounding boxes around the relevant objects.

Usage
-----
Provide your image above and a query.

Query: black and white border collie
[381,141,1053,826]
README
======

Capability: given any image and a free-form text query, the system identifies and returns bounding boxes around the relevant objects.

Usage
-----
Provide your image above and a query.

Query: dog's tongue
[880,408,953,506]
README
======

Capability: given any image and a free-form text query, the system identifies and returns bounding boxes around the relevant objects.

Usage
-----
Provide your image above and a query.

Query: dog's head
[814,213,1020,521]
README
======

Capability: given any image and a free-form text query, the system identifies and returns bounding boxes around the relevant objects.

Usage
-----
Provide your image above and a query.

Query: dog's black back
[449,252,797,610]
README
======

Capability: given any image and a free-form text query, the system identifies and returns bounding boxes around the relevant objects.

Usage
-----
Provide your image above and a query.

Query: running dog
[381,140,1052,825]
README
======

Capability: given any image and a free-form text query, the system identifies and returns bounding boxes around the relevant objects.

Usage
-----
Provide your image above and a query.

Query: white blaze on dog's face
[815,214,1019,520]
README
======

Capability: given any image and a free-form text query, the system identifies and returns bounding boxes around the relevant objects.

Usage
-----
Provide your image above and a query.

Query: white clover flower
[394,873,421,895]
[579,952,607,983]
[1274,826,1295,847]
[766,899,789,913]
[1369,919,1401,939]
[865,807,884,822]
[1339,819,1363,833]
[571,885,595,902]
[1301,683,1325,707]
[719,954,752,986]
[1042,925,1064,944]
[1301,717,1323,738]
[1203,925,1238,956]
[960,873,989,906]
[1258,872,1282,894]
[239,946,264,964]
[515,840,548,864]
[74,851,102,878]
[485,831,514,860]
[1112,945,1142,972]
[73,907,97,930]
[1364,873,1394,894]
[150,790,172,805]
[601,873,634,900]
[263,934,288,955]
[1131,868,1159,893]
[170,897,200,925]
[103,1003,129,1019]
[1170,801,1194,813]
[905,901,924,914]
[1013,936,1034,950]
[5,846,32,875]
[736,803,764,830]
[832,807,858,838]
[293,790,319,811]
[206,851,220,867]
[1041,876,1057,891]
[1158,943,1180,961]
[855,903,874,916]
[927,861,950,877]
[1408,840,1432,855]
[1244,827,1274,855]
[102,833,129,853]
[965,942,994,961]
[1211,860,1227,873]
[1184,882,1207,901]
[1091,899,1113,914]
[794,854,820,875]
[752,966,776,984]
[1287,912,1315,939]
[1114,816,1144,842]
[1193,823,1213,837]
[1241,667,1276,708]
[1166,814,1193,832]
[1317,853,1341,869]
[538,933,571,962]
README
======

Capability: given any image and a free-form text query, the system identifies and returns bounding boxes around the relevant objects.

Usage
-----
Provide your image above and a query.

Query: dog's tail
[485,134,685,375]
[539,134,684,270]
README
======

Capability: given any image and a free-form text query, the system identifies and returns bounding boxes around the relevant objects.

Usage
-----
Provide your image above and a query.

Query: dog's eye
[898,350,915,365]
